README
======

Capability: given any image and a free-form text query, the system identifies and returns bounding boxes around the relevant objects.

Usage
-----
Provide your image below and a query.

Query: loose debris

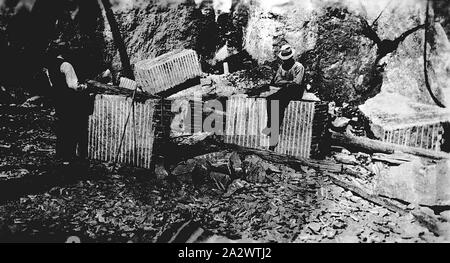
[1,92,450,243]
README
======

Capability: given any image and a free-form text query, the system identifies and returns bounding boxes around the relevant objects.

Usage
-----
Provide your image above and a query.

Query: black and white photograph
[1,0,450,246]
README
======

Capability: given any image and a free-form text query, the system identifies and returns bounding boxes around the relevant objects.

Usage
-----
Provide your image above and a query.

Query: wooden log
[331,131,450,160]
[160,133,225,166]
[86,80,157,102]
[224,143,343,173]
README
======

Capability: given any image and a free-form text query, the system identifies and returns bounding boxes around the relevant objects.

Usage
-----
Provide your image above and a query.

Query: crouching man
[45,52,94,164]
[263,44,306,150]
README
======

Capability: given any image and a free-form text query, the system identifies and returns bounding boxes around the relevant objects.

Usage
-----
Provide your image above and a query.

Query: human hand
[76,84,87,91]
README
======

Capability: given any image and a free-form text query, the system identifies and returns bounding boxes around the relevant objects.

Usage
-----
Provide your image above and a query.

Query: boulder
[171,159,197,176]
[332,117,351,129]
[191,158,211,186]
[374,158,450,206]
[155,163,169,181]
[210,160,232,175]
[242,155,268,183]
[245,0,450,107]
[209,172,231,191]
[223,179,248,197]
[334,152,359,165]
[229,152,244,179]
[440,210,450,222]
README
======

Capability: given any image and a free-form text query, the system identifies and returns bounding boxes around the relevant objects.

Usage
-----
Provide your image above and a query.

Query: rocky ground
[0,102,448,243]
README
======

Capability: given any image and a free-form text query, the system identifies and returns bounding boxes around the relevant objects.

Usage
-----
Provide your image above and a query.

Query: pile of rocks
[169,151,285,197]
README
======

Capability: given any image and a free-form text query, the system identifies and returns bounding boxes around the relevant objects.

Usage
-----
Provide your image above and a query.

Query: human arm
[272,63,305,86]
[60,62,79,90]
[272,67,294,86]
[292,63,305,86]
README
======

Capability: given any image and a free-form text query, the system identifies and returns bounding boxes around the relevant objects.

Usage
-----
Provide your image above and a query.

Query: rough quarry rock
[440,210,450,222]
[191,158,211,186]
[245,0,378,104]
[333,152,359,165]
[3,0,450,108]
[229,152,244,179]
[332,117,351,129]
[374,0,450,107]
[374,158,450,206]
[244,0,450,106]
[242,155,268,183]
[171,159,198,177]
[99,0,219,75]
[223,178,248,197]
[209,171,232,191]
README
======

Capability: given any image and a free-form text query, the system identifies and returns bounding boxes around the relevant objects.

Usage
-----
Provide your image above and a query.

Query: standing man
[262,44,306,149]
[45,51,94,164]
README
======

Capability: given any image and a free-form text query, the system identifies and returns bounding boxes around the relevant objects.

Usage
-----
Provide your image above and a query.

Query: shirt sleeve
[293,63,305,85]
[273,66,283,84]
[60,62,79,90]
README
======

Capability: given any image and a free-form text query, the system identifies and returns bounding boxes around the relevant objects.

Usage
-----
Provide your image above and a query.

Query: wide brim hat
[278,44,295,60]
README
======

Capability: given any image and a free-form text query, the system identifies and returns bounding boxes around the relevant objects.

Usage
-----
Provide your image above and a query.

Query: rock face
[0,0,108,90]
[374,158,450,206]
[108,1,216,70]
[2,0,450,110]
[243,0,450,107]
[104,0,250,75]
[245,0,379,104]
[368,0,450,111]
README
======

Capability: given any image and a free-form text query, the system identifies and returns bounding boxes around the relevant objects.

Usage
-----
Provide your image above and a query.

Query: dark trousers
[56,114,89,161]
[54,89,93,161]
[266,83,305,130]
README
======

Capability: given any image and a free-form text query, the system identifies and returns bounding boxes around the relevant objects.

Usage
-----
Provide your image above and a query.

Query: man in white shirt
[46,52,93,163]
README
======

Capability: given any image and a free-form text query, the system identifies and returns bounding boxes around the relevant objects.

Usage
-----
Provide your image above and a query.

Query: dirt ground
[0,103,444,243]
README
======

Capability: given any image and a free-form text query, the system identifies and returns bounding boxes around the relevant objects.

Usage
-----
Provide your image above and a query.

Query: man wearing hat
[263,44,305,149]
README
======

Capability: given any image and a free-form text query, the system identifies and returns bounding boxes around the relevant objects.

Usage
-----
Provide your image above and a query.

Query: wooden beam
[99,0,134,80]
[224,143,343,173]
[86,80,157,101]
[331,131,450,160]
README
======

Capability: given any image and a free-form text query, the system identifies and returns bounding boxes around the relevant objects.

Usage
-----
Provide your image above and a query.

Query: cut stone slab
[359,92,450,152]
[374,157,450,206]
[88,94,161,169]
[135,49,202,95]
[224,96,329,159]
